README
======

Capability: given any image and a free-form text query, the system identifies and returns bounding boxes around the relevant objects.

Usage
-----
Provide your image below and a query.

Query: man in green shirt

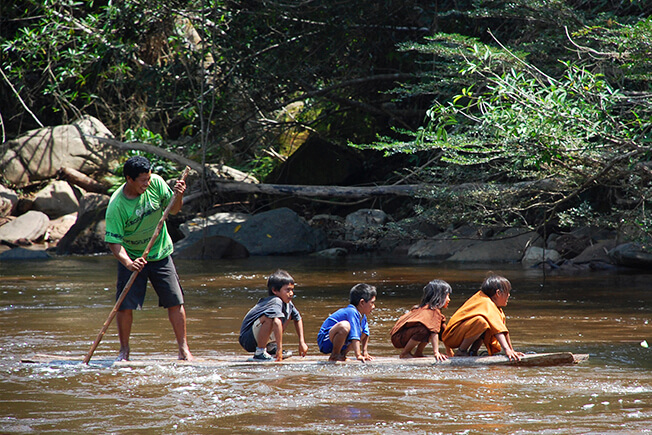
[105,156,192,361]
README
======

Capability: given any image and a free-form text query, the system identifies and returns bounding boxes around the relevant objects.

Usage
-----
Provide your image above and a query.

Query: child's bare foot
[399,351,414,359]
[328,353,347,362]
[454,349,470,357]
[413,352,425,358]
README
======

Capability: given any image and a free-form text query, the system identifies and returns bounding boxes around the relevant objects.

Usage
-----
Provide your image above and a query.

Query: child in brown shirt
[390,279,452,360]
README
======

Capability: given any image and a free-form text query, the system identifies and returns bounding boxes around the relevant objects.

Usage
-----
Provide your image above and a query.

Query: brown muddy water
[1,254,651,434]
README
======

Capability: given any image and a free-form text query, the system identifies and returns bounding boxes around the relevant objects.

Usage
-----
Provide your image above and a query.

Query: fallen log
[89,134,568,200]
[58,167,109,194]
[213,182,426,198]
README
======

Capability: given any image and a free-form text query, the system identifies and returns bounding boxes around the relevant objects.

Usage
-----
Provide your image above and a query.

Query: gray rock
[46,213,78,243]
[0,210,50,242]
[0,247,51,260]
[179,212,250,237]
[174,207,327,256]
[571,240,617,264]
[608,242,652,269]
[174,235,249,260]
[408,228,540,263]
[522,246,562,266]
[0,185,18,217]
[448,230,540,263]
[0,116,117,186]
[345,209,388,241]
[407,237,478,260]
[32,180,80,219]
[310,247,348,258]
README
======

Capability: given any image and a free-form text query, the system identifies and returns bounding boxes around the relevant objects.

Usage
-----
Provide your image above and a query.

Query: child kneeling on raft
[238,269,308,362]
[390,279,452,360]
[317,283,376,362]
[442,274,524,361]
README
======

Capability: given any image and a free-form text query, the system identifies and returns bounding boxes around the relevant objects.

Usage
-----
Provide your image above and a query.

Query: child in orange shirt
[442,274,524,361]
[390,279,452,361]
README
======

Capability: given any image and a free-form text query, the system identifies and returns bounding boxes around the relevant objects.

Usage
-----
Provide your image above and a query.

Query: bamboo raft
[22,352,589,368]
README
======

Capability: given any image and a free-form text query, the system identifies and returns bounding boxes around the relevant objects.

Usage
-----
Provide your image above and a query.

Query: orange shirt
[441,291,508,355]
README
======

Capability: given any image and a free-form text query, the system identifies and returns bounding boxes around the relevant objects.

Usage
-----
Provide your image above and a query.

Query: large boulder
[407,225,484,260]
[0,210,50,243]
[32,180,80,219]
[448,229,540,263]
[174,207,327,257]
[0,116,118,186]
[408,226,540,263]
[571,240,617,264]
[522,246,562,267]
[608,242,652,269]
[174,235,249,260]
[179,212,250,237]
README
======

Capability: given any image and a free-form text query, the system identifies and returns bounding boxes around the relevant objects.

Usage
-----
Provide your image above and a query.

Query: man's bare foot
[116,346,130,361]
[178,347,193,361]
[399,352,414,359]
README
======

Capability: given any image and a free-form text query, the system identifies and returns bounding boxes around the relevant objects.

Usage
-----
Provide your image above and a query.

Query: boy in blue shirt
[239,269,309,361]
[317,283,377,362]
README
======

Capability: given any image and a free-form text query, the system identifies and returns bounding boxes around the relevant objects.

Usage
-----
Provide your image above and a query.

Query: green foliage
[358,5,652,229]
[233,154,279,181]
[122,127,178,179]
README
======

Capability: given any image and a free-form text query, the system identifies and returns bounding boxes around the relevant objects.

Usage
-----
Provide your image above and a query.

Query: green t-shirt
[104,173,174,261]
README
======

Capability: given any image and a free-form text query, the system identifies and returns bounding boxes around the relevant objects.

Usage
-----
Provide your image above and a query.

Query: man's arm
[108,243,146,272]
[169,180,186,215]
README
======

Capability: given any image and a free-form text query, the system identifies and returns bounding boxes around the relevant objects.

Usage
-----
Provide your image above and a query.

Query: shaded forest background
[1,0,652,240]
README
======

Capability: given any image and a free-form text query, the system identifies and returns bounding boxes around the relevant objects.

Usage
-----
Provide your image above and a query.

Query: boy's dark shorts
[239,327,258,352]
[116,256,184,310]
[391,324,432,349]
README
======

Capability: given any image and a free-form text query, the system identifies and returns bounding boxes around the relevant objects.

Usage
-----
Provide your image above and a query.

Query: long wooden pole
[83,167,190,364]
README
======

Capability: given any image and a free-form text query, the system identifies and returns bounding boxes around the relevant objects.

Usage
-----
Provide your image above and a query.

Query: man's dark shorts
[116,255,184,310]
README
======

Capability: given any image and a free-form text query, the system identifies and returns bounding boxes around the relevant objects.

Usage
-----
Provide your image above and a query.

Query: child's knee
[331,320,351,335]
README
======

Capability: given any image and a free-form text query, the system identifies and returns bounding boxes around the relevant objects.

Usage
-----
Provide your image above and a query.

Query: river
[1,254,651,434]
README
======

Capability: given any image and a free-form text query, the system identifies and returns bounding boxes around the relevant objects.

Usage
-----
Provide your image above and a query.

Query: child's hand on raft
[505,348,524,361]
[298,342,308,357]
[434,351,448,362]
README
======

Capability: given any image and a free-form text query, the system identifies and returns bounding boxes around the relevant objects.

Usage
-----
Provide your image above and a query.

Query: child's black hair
[267,269,295,295]
[419,279,452,310]
[480,274,511,297]
[349,283,377,306]
[123,155,151,180]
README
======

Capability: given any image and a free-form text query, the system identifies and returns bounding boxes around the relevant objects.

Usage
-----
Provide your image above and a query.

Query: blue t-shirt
[318,304,369,342]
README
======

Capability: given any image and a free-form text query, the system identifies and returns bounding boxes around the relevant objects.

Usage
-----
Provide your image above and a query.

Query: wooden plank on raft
[21,352,589,368]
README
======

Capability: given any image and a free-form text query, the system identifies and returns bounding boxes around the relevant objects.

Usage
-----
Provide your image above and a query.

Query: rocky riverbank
[2,117,651,271]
